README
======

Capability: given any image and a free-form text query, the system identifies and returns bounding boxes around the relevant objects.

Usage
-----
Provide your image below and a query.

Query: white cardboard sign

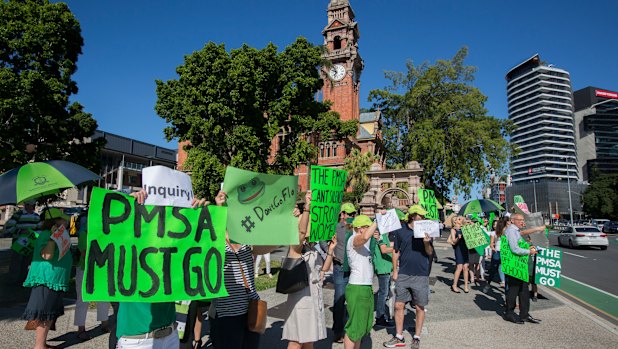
[413,220,440,238]
[375,209,402,234]
[50,225,71,260]
[142,166,194,207]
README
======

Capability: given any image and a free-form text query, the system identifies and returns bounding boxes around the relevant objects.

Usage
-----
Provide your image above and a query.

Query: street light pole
[530,179,538,213]
[565,157,574,227]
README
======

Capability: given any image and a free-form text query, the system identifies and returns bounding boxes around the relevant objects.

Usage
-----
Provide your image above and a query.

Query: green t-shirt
[116,302,176,337]
[371,234,393,275]
[23,230,72,292]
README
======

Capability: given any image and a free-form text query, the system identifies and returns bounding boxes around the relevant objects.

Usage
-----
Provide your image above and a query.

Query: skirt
[22,285,65,323]
[468,249,481,265]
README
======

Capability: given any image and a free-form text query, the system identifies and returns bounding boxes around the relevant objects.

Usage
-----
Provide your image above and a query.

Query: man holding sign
[503,213,540,325]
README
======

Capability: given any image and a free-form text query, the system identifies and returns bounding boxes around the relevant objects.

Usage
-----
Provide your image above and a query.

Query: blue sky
[62,0,617,198]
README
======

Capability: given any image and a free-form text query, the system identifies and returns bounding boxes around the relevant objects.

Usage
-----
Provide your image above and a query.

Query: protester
[74,210,110,341]
[483,218,509,293]
[331,202,356,343]
[22,208,72,349]
[449,216,469,293]
[343,215,376,349]
[503,213,540,325]
[6,200,40,285]
[254,252,272,278]
[371,218,394,327]
[384,205,433,349]
[283,191,336,349]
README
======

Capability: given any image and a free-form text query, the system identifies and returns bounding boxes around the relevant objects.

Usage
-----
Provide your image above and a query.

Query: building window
[333,36,342,50]
[332,144,337,157]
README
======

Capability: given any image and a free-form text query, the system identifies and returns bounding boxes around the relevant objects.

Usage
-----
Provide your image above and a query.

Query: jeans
[254,253,271,275]
[332,263,349,335]
[486,251,505,285]
[375,274,390,319]
[116,329,179,349]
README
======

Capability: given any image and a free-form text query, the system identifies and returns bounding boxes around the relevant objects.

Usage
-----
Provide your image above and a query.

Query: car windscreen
[574,227,600,233]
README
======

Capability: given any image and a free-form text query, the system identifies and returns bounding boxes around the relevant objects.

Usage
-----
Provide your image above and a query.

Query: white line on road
[562,275,618,300]
[563,251,587,259]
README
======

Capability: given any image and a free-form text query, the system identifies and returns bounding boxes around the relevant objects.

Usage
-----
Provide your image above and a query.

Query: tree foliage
[582,174,618,220]
[369,47,516,199]
[0,0,103,172]
[344,148,377,205]
[156,37,357,200]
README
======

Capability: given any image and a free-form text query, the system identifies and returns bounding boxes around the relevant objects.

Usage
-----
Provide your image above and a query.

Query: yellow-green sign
[500,236,529,282]
[84,188,228,302]
[310,166,347,242]
[461,223,488,250]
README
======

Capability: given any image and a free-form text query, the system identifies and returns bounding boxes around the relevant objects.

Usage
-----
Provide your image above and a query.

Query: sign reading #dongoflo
[224,167,299,245]
[84,187,228,302]
[310,166,347,242]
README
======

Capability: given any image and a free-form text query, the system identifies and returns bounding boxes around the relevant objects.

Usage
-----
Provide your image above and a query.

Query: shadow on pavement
[48,325,109,349]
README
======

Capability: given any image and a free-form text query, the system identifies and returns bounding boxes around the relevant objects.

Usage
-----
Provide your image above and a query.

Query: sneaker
[411,337,421,349]
[383,335,405,347]
[375,317,394,328]
[267,273,273,279]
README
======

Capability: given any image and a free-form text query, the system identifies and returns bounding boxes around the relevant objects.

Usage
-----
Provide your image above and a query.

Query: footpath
[1,241,617,348]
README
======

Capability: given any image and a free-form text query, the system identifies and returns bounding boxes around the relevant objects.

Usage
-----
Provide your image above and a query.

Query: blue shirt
[393,224,430,277]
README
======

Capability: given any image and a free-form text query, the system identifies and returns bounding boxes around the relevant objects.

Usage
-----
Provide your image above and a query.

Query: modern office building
[505,54,585,219]
[573,86,618,181]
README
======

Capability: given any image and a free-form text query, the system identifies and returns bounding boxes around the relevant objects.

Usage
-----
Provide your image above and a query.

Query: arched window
[332,143,337,157]
[333,36,342,50]
[326,144,331,157]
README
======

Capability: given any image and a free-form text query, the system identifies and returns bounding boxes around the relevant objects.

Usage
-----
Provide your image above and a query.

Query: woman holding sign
[449,216,470,293]
[22,208,73,349]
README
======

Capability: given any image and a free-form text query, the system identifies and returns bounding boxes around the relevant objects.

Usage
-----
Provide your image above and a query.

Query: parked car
[591,219,610,230]
[602,221,618,234]
[558,226,609,250]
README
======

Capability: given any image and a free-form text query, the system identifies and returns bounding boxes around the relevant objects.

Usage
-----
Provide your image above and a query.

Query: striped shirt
[5,210,40,239]
[212,244,259,318]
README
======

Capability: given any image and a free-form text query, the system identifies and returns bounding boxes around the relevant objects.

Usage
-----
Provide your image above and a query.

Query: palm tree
[344,148,377,205]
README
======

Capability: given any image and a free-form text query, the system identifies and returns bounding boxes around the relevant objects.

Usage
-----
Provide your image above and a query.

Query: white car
[557,226,609,250]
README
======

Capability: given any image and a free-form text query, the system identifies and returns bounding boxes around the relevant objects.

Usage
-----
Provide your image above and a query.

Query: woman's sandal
[463,286,470,293]
[451,286,461,293]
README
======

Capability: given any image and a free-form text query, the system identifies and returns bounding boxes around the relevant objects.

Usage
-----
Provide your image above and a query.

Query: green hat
[340,202,356,214]
[43,208,70,221]
[394,208,406,221]
[408,205,428,216]
[352,215,373,228]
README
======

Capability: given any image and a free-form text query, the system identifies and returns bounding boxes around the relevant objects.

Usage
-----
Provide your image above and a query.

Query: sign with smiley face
[223,167,299,245]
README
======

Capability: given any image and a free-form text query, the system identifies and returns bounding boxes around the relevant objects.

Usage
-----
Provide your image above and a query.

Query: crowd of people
[4,187,546,349]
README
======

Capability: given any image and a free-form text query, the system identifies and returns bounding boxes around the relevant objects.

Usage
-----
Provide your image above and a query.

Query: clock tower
[321,0,363,122]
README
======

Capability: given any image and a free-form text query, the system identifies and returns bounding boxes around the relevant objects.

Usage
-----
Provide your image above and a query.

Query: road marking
[563,251,587,259]
[562,275,618,300]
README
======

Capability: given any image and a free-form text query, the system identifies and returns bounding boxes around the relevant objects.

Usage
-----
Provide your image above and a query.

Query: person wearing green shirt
[371,228,395,328]
[22,208,72,349]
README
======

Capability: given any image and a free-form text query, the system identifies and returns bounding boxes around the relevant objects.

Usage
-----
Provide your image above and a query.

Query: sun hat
[340,202,356,214]
[352,215,373,228]
[408,204,428,216]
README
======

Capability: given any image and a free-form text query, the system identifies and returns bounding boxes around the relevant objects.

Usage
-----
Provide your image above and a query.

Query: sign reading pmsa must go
[535,247,562,287]
[84,188,228,302]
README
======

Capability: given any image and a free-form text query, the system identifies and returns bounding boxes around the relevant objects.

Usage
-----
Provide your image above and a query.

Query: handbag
[276,254,310,294]
[228,243,267,334]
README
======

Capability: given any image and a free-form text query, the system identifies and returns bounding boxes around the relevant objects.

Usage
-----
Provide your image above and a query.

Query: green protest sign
[11,228,38,256]
[223,167,299,245]
[461,223,489,250]
[84,187,228,302]
[309,166,347,242]
[500,235,529,282]
[418,189,439,220]
[535,247,561,288]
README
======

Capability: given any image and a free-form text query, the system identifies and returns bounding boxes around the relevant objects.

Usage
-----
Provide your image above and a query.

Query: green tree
[156,37,357,199]
[344,148,376,205]
[369,47,516,199]
[583,174,618,220]
[0,0,103,172]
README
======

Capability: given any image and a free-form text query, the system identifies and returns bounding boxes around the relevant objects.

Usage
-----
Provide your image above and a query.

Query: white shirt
[346,234,373,285]
[489,230,501,251]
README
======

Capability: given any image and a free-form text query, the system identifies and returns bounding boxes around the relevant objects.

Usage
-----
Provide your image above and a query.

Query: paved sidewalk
[1,242,617,348]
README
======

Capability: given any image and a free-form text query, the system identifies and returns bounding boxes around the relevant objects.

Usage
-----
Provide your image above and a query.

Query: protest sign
[418,189,439,220]
[461,223,489,250]
[500,235,529,282]
[84,187,228,302]
[375,209,402,235]
[223,167,299,245]
[526,212,549,247]
[413,220,440,238]
[309,166,348,241]
[514,195,530,214]
[11,229,38,256]
[50,224,71,260]
[535,247,561,287]
[142,166,194,208]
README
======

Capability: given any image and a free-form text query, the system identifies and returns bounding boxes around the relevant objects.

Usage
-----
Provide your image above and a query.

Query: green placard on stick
[461,223,488,250]
[500,235,529,282]
[84,188,228,302]
[223,167,299,245]
[418,189,439,220]
[309,166,347,242]
[11,228,38,256]
[535,247,562,288]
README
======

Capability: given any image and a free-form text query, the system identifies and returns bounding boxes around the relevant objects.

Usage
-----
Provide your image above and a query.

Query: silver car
[557,226,609,250]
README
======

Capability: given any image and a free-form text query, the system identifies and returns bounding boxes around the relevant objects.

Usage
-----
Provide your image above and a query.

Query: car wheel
[569,239,574,249]
[558,238,563,247]
[600,246,608,250]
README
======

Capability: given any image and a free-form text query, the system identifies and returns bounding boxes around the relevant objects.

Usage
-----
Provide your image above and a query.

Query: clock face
[329,64,346,81]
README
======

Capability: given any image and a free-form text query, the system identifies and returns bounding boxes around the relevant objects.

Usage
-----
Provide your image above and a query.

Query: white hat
[504,212,511,218]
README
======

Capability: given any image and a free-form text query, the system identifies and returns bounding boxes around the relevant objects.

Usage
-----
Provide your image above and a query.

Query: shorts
[395,275,429,307]
[344,284,374,341]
